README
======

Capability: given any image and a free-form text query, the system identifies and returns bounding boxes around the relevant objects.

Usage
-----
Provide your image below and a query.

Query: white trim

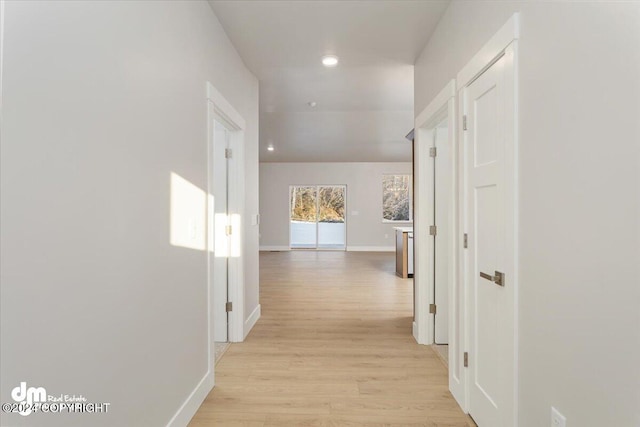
[244,304,261,339]
[456,13,520,89]
[165,371,213,427]
[415,80,456,128]
[510,41,520,427]
[412,321,419,343]
[413,80,456,348]
[346,246,394,252]
[259,246,290,251]
[207,84,246,130]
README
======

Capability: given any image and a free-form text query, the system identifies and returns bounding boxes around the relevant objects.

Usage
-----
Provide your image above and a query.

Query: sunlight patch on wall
[230,214,241,258]
[214,213,229,258]
[170,172,206,251]
[213,213,241,258]
[208,194,214,253]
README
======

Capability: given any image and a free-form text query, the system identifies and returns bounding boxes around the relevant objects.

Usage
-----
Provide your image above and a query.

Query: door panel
[474,87,498,167]
[213,120,229,343]
[464,49,515,427]
[474,184,500,406]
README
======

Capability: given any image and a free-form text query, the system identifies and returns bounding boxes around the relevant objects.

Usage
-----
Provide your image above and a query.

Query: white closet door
[464,45,517,427]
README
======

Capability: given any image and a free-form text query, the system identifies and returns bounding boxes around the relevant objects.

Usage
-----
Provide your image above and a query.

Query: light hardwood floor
[189,251,474,427]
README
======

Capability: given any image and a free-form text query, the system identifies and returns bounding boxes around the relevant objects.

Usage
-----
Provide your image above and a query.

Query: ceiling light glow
[267,145,275,152]
[322,55,339,67]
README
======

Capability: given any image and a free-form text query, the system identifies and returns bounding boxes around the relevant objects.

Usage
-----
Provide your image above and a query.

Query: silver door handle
[480,270,504,287]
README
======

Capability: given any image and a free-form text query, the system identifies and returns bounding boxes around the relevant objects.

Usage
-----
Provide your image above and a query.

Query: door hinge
[464,352,469,367]
[463,115,468,131]
[429,303,437,314]
[225,302,233,312]
[429,225,437,236]
[429,146,437,157]
[225,225,232,236]
[463,233,468,249]
[225,148,232,159]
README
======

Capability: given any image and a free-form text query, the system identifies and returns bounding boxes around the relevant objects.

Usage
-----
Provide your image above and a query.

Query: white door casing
[459,15,518,426]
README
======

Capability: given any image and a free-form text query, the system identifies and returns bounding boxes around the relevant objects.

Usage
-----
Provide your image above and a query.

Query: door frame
[457,13,520,424]
[288,184,347,251]
[414,78,467,407]
[207,82,246,358]
[414,79,456,346]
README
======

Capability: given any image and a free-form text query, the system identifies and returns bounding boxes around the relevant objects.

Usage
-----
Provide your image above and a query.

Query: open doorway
[289,185,346,250]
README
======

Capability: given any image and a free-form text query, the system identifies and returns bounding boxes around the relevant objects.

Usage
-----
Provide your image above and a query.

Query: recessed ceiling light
[267,145,275,152]
[308,101,317,107]
[321,55,339,67]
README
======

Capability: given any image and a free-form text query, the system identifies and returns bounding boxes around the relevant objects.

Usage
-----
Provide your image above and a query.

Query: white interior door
[213,120,230,343]
[464,47,516,426]
[434,120,451,344]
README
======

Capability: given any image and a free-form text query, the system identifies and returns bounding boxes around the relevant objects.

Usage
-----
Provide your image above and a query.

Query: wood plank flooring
[189,251,473,427]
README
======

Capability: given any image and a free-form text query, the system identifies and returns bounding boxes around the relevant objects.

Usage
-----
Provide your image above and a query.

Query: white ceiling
[209,0,450,162]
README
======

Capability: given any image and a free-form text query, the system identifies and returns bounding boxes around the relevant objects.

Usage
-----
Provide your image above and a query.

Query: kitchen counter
[394,227,414,278]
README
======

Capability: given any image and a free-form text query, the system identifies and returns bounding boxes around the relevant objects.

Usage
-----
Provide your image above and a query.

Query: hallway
[189,251,473,426]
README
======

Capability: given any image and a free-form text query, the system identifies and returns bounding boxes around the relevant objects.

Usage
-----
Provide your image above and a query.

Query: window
[290,185,346,250]
[382,174,412,222]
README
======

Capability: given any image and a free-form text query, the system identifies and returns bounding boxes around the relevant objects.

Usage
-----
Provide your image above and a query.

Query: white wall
[415,2,640,426]
[260,162,412,250]
[0,1,258,426]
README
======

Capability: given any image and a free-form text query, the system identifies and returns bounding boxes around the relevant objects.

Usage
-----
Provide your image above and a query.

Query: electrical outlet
[384,234,389,239]
[551,407,566,427]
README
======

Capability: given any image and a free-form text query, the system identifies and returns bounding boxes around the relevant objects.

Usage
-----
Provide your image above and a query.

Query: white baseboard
[347,246,395,252]
[166,370,213,427]
[244,304,261,339]
[259,246,290,251]
[412,321,419,344]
